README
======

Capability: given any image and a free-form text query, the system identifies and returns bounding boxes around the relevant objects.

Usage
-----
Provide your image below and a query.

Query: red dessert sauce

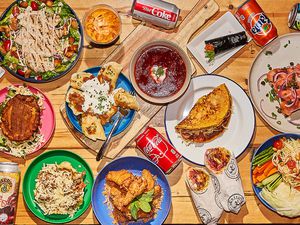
[134,45,186,98]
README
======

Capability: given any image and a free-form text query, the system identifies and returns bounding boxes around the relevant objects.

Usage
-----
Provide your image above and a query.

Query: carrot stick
[252,174,258,184]
[253,166,260,175]
[256,173,267,182]
[257,160,272,173]
[264,162,276,176]
[266,167,278,177]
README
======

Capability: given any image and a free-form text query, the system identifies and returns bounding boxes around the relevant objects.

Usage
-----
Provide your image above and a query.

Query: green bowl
[22,150,94,223]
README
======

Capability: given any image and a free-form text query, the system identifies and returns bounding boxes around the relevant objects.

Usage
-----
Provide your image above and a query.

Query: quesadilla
[175,84,232,143]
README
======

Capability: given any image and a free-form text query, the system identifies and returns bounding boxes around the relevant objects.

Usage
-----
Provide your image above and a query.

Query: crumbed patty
[0,94,40,141]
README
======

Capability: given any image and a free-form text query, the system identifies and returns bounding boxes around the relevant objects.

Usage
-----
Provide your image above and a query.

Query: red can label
[250,13,272,35]
[135,126,181,173]
[134,2,178,22]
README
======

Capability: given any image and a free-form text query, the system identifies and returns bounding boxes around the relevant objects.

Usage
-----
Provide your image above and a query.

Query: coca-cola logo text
[134,3,177,22]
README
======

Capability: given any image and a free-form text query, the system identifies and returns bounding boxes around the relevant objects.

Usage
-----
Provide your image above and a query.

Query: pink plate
[0,84,55,157]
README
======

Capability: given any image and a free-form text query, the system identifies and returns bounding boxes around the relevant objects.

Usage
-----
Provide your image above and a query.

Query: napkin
[185,167,223,225]
[205,147,245,214]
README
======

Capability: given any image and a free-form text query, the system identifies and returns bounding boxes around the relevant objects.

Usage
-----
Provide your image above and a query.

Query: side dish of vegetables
[0,0,81,81]
[252,137,300,217]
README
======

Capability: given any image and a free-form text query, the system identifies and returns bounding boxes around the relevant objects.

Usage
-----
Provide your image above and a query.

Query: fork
[96,91,134,161]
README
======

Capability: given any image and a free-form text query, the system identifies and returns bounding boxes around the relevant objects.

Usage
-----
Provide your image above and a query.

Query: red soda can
[131,0,180,29]
[135,126,182,174]
[235,0,278,46]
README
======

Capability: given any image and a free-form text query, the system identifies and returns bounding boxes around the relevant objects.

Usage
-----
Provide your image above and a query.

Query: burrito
[204,147,245,214]
[185,167,223,225]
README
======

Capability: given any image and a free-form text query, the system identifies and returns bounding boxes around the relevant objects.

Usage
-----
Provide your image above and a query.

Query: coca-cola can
[131,0,180,29]
[135,126,182,174]
[0,162,20,225]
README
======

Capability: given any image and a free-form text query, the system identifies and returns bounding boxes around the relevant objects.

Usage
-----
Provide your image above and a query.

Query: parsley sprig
[154,66,165,78]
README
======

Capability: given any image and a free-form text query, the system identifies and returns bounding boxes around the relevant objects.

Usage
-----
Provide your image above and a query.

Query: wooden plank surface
[59,0,219,158]
[0,0,299,224]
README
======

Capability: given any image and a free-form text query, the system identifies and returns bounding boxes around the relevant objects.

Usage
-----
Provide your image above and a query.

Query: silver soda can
[288,3,300,30]
[131,0,180,29]
[0,162,20,225]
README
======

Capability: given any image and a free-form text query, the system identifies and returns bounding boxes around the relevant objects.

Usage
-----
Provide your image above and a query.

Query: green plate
[22,150,94,224]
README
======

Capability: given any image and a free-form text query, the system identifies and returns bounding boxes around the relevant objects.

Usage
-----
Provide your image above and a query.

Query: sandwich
[175,84,232,143]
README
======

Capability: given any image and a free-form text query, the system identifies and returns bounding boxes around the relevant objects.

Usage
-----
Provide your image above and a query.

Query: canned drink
[135,126,182,174]
[0,162,20,225]
[131,0,180,29]
[235,0,278,46]
[288,3,300,30]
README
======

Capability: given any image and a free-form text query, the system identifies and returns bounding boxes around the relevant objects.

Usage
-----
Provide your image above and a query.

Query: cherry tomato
[3,40,11,52]
[17,69,25,76]
[287,160,297,170]
[273,139,283,150]
[12,6,20,17]
[36,75,42,80]
[31,1,39,11]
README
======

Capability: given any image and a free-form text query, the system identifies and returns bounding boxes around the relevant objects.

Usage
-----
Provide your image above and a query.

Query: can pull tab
[0,67,4,79]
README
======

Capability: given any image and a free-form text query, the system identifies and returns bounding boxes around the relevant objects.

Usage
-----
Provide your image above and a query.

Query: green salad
[0,0,81,80]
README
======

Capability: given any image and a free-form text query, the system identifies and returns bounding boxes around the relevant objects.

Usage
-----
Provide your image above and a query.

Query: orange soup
[84,8,121,44]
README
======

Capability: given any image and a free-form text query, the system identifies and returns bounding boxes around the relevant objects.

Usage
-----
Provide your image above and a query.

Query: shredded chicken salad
[272,138,300,188]
[0,0,81,80]
[0,85,44,157]
[34,162,86,217]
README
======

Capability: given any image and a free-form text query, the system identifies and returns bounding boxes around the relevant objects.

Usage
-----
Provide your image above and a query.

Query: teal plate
[22,150,94,224]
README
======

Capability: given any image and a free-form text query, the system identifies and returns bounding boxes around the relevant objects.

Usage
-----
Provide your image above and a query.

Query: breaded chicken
[142,169,155,191]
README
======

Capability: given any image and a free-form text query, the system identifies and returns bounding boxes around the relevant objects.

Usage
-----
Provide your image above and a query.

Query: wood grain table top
[0,0,299,224]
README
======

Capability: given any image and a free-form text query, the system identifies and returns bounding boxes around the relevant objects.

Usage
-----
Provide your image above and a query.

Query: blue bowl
[251,133,300,213]
[92,156,172,225]
[0,1,83,83]
[65,66,136,137]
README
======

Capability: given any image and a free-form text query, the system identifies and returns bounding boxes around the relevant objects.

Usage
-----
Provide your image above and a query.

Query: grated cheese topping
[34,162,86,217]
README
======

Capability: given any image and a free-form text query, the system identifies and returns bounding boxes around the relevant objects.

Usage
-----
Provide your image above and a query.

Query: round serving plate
[251,133,300,216]
[248,33,300,133]
[92,156,171,225]
[0,0,83,83]
[129,39,192,104]
[0,84,55,157]
[65,66,136,138]
[165,74,255,165]
[23,150,94,224]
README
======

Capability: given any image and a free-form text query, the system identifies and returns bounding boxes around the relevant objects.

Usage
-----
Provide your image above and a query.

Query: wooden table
[0,0,299,224]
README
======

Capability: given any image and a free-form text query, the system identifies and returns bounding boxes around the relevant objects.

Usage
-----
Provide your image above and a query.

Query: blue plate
[251,133,300,214]
[0,1,83,83]
[66,66,136,137]
[92,156,171,225]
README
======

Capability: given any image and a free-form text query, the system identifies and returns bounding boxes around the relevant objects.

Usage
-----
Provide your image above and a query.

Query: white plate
[249,33,300,133]
[187,12,251,73]
[165,75,255,165]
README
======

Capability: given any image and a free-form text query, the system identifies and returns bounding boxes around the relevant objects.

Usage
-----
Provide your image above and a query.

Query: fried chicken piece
[112,177,147,210]
[142,169,155,191]
[153,185,162,198]
[106,170,134,190]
